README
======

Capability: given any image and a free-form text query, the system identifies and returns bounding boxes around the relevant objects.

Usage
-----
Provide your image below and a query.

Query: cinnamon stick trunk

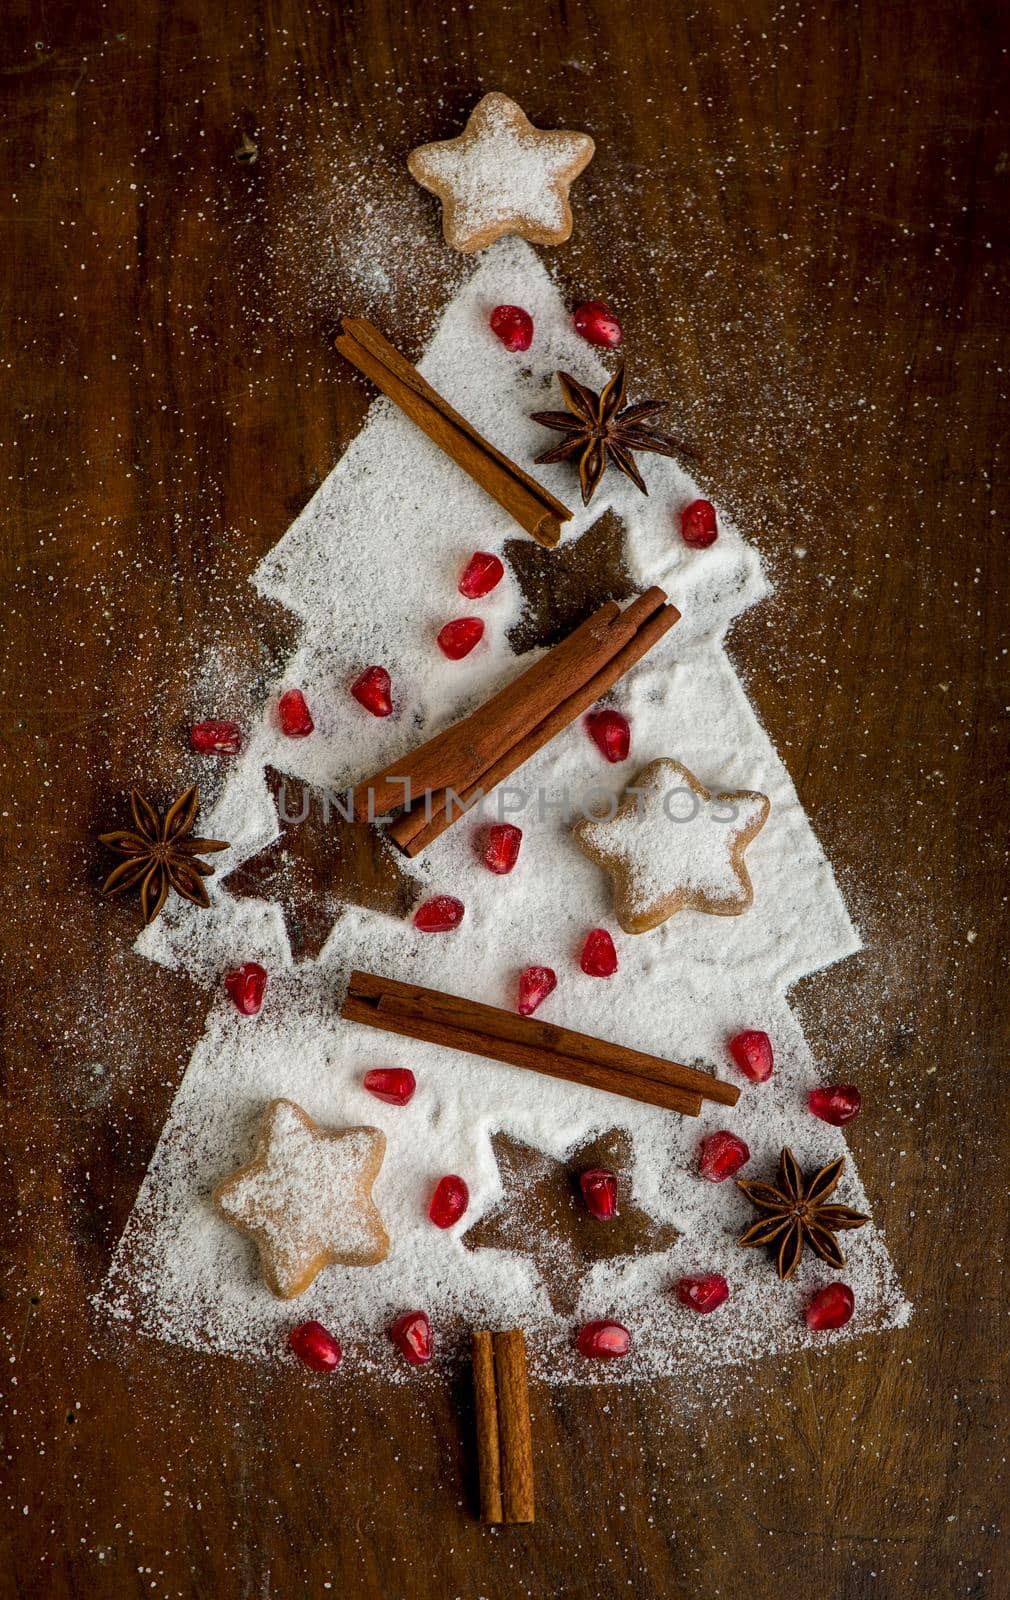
[472,1329,535,1525]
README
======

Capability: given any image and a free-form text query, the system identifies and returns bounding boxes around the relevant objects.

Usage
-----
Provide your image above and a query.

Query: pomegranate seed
[389,1309,433,1366]
[573,300,623,348]
[189,719,242,756]
[675,1273,730,1314]
[429,1174,468,1228]
[413,895,465,933]
[363,1067,416,1106]
[288,1320,342,1372]
[808,1085,862,1126]
[224,961,267,1016]
[489,304,534,352]
[698,1130,750,1182]
[580,927,618,977]
[459,550,505,599]
[579,1168,618,1220]
[728,1029,774,1083]
[437,617,484,659]
[805,1282,855,1331]
[680,499,718,549]
[585,708,630,763]
[576,1319,631,1359]
[517,965,557,1016]
[351,665,393,717]
[277,688,314,737]
[482,822,522,874]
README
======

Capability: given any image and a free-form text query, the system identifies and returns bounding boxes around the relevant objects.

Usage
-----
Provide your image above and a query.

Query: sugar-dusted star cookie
[573,758,770,934]
[213,1099,389,1298]
[407,91,595,254]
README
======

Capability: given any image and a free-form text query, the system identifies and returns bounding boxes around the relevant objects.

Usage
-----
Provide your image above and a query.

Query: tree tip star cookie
[212,1098,389,1298]
[407,91,595,254]
[573,758,771,934]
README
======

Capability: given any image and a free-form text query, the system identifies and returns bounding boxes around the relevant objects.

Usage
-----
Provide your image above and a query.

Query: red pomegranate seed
[389,1309,433,1365]
[351,665,393,717]
[437,618,484,659]
[573,300,623,348]
[189,719,242,756]
[413,895,465,933]
[277,688,314,737]
[482,821,522,874]
[363,1067,416,1106]
[808,1085,862,1126]
[580,927,618,977]
[459,550,505,599]
[680,499,718,549]
[517,965,557,1016]
[728,1029,774,1083]
[805,1282,855,1331]
[576,1319,631,1359]
[579,1168,618,1220]
[489,304,534,352]
[288,1320,342,1372]
[429,1174,468,1228]
[698,1130,750,1182]
[224,961,267,1016]
[675,1273,730,1314]
[585,708,630,763]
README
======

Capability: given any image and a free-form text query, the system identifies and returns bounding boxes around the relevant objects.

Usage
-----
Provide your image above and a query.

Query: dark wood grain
[1,2,1007,1596]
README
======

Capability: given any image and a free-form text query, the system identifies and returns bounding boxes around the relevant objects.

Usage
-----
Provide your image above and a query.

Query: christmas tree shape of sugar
[99,239,909,1380]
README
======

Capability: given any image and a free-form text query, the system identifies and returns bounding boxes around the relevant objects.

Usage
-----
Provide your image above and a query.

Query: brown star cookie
[213,1099,389,1298]
[407,92,594,254]
[573,757,770,934]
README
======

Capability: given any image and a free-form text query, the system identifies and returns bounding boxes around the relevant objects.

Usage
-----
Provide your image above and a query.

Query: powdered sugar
[95,238,909,1384]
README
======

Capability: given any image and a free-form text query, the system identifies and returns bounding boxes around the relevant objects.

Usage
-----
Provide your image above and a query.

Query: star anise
[736,1147,870,1280]
[99,785,229,925]
[531,364,688,506]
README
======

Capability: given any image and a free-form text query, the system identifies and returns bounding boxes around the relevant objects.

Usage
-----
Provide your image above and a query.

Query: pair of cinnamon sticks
[341,971,739,1117]
[472,1329,534,1524]
[353,587,678,857]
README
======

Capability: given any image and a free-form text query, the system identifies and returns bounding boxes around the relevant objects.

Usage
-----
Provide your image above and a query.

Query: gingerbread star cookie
[213,1099,389,1298]
[407,91,594,254]
[573,758,770,934]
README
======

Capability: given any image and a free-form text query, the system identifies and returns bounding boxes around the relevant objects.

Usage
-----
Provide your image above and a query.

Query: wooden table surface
[2,2,1006,1596]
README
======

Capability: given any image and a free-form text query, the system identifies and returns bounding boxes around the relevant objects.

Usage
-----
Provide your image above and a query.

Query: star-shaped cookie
[573,757,770,934]
[213,1099,389,1298]
[407,91,595,254]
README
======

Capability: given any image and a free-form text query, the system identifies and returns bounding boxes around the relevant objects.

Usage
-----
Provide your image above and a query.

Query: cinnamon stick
[493,1330,535,1525]
[335,317,572,548]
[372,980,738,1106]
[344,992,701,1116]
[351,588,679,853]
[355,596,633,820]
[391,596,678,856]
[472,1331,503,1524]
[341,970,739,1114]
